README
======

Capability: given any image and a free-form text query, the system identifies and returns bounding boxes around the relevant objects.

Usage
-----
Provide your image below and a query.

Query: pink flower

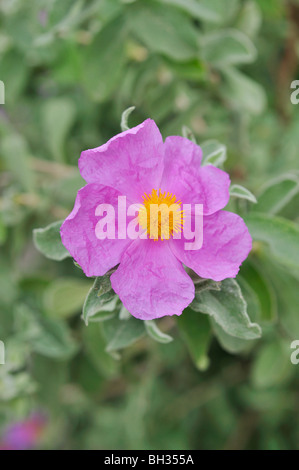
[61,119,252,320]
[0,413,47,450]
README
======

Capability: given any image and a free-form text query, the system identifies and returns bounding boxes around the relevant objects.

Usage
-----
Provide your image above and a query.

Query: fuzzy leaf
[102,316,145,352]
[121,106,136,132]
[33,221,70,261]
[177,308,211,370]
[81,16,126,102]
[32,317,78,360]
[159,0,221,22]
[128,2,198,61]
[230,184,257,203]
[83,275,117,325]
[221,67,266,114]
[1,134,35,191]
[211,318,256,354]
[191,279,262,340]
[245,213,299,269]
[252,173,299,215]
[44,278,91,319]
[145,320,173,344]
[182,125,197,143]
[201,140,227,167]
[42,98,76,162]
[201,29,257,66]
[251,341,293,389]
[239,262,277,323]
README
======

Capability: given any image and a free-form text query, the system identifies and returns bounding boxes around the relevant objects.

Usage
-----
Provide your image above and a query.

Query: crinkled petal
[161,136,230,215]
[171,210,252,281]
[60,184,133,277]
[79,119,164,203]
[111,239,195,320]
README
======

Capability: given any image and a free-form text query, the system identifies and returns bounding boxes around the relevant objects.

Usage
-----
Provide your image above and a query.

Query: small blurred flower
[0,413,47,450]
[38,10,48,28]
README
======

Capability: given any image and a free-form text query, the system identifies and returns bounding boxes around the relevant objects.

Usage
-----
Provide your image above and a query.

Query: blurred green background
[1,0,299,450]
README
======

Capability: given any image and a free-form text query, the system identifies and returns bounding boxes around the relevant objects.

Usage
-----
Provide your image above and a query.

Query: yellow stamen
[138,189,184,240]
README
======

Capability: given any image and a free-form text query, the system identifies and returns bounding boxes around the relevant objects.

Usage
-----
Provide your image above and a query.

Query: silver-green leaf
[201,140,227,167]
[191,278,262,340]
[82,275,117,325]
[230,184,257,203]
[244,213,299,269]
[102,317,145,352]
[121,106,136,132]
[145,320,173,344]
[177,308,212,370]
[33,220,70,261]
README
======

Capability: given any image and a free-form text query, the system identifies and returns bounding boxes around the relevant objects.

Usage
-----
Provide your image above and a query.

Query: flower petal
[171,210,252,281]
[161,136,230,214]
[111,239,195,320]
[79,119,164,203]
[60,184,133,277]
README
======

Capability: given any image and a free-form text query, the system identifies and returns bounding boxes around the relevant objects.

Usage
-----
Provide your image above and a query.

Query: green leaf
[239,261,277,323]
[244,213,299,269]
[50,174,85,206]
[201,29,257,67]
[237,1,262,38]
[102,316,145,352]
[32,317,78,360]
[182,125,197,143]
[252,173,299,215]
[1,134,35,191]
[159,0,221,22]
[166,57,206,81]
[221,67,266,115]
[0,50,28,103]
[164,0,239,23]
[229,184,257,203]
[145,320,173,344]
[82,323,119,377]
[191,279,262,340]
[33,220,70,261]
[0,214,7,246]
[42,97,76,162]
[177,308,211,370]
[87,304,118,323]
[44,278,91,319]
[279,276,299,338]
[121,106,136,131]
[0,263,17,309]
[82,275,117,325]
[261,262,299,338]
[251,341,293,389]
[13,304,43,343]
[198,0,239,23]
[236,276,262,323]
[119,304,131,320]
[128,2,198,61]
[201,140,227,167]
[81,16,126,102]
[0,369,37,401]
[211,319,256,354]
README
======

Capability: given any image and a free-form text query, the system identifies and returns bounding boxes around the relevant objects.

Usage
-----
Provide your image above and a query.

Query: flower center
[138,189,184,240]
